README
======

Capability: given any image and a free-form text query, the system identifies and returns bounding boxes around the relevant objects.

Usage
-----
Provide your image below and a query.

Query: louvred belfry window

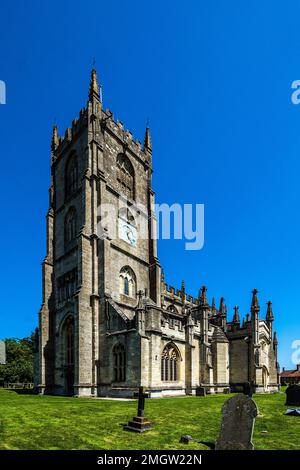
[65,155,78,198]
[116,154,135,199]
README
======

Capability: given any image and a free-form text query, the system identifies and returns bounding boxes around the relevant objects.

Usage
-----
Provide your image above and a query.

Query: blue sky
[0,0,299,369]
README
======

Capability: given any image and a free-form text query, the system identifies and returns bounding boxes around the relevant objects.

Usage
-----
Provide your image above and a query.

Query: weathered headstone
[125,386,152,433]
[180,435,193,444]
[196,386,206,397]
[215,394,258,450]
[285,384,300,407]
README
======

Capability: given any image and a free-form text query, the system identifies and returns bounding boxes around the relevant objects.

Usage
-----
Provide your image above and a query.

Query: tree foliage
[0,333,35,383]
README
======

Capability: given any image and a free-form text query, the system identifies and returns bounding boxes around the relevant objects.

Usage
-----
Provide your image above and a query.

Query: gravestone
[215,394,258,450]
[180,435,193,444]
[125,386,152,433]
[285,384,300,407]
[196,386,206,397]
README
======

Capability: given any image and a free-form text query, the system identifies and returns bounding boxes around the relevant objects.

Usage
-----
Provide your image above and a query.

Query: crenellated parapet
[100,107,150,165]
[51,69,151,167]
[163,282,197,307]
[51,107,88,162]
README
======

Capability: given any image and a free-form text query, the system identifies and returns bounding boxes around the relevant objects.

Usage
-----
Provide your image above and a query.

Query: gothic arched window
[116,154,135,200]
[64,207,77,247]
[65,154,78,198]
[113,343,126,382]
[119,266,136,298]
[161,343,180,382]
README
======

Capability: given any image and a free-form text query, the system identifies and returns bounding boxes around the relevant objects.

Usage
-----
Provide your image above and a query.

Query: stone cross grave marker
[215,394,258,450]
[285,384,300,407]
[125,386,152,433]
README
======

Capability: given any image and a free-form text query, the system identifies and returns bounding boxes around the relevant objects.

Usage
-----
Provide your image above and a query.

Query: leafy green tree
[0,333,35,383]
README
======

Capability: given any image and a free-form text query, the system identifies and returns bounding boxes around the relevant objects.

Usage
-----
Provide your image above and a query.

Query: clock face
[119,219,137,247]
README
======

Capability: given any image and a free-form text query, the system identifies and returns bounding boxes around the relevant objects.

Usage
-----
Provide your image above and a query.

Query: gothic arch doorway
[63,316,75,396]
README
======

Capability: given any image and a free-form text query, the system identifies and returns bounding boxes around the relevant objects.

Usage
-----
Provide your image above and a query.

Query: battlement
[52,102,149,164]
[52,107,88,160]
[51,70,151,164]
[163,282,197,305]
[101,108,148,160]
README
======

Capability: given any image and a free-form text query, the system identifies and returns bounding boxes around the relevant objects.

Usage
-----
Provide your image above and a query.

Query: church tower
[37,69,279,397]
[38,69,160,396]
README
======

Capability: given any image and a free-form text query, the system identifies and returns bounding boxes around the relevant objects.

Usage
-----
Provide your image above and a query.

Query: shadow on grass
[4,389,36,396]
[198,441,215,450]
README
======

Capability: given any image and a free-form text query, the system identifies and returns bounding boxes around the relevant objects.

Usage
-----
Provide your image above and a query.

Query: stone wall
[229,338,249,384]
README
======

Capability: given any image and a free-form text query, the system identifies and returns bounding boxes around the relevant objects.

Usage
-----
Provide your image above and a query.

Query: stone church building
[36,69,280,397]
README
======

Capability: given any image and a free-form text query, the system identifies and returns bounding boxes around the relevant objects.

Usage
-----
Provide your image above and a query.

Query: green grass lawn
[0,388,299,450]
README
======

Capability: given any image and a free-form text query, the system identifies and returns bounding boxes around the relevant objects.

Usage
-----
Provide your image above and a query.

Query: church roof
[280,365,300,378]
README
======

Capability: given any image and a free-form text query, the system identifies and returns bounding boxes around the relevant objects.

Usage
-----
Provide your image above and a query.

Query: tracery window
[57,269,78,304]
[116,154,135,199]
[119,266,136,298]
[161,344,180,382]
[65,154,78,198]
